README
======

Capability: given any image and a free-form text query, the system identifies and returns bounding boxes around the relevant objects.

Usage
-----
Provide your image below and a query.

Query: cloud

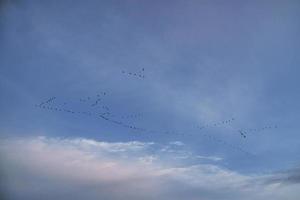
[62,137,154,153]
[264,167,300,185]
[0,136,299,200]
[169,141,185,146]
[195,155,223,162]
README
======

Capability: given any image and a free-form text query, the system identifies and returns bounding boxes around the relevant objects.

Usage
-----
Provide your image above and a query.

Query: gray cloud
[264,167,300,185]
[0,136,299,200]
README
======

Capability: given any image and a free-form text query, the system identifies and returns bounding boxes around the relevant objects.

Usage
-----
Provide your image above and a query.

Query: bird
[238,130,246,138]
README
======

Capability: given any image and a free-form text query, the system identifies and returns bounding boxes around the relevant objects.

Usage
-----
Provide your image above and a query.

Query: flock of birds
[35,68,278,156]
[110,113,143,119]
[39,97,56,106]
[35,94,142,125]
[236,125,278,138]
[35,99,255,155]
[79,93,109,110]
[121,68,145,79]
[240,126,278,134]
[195,118,235,130]
[35,96,277,157]
[35,99,145,131]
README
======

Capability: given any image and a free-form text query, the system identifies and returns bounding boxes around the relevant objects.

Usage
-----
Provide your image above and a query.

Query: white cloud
[0,136,299,200]
[63,137,154,153]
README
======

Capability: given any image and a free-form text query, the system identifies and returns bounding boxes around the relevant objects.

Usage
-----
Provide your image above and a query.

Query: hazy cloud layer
[0,136,299,200]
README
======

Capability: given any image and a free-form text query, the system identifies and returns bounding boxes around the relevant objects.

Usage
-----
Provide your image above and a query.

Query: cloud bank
[0,136,299,200]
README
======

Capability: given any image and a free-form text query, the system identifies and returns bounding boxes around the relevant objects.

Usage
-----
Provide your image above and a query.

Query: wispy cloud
[0,136,299,200]
[169,141,185,146]
[195,155,223,162]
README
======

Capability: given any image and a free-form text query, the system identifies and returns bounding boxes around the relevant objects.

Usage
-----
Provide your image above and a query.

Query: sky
[0,0,300,199]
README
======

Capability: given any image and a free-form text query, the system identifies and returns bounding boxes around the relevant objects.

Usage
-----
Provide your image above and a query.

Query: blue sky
[1,0,300,199]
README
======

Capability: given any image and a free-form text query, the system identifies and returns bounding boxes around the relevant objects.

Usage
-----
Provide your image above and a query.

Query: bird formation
[141,127,253,156]
[154,117,236,136]
[39,97,56,106]
[108,113,143,120]
[237,125,278,138]
[91,110,143,120]
[35,95,257,156]
[121,68,145,79]
[194,118,235,130]
[77,94,143,119]
[78,92,109,109]
[120,113,143,119]
[36,104,73,113]
[198,131,253,156]
[33,66,271,157]
[36,103,147,133]
[242,125,278,133]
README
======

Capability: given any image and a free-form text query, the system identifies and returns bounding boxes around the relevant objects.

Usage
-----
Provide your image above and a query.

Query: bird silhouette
[238,130,247,138]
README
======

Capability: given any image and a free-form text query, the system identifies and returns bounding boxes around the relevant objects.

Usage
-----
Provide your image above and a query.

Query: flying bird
[238,130,247,138]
